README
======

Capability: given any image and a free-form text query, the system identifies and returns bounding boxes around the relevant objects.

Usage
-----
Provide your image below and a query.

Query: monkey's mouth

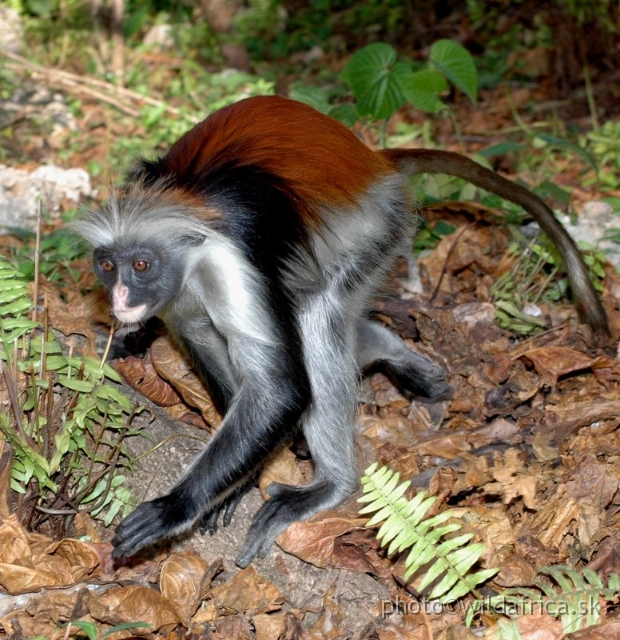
[113,304,149,324]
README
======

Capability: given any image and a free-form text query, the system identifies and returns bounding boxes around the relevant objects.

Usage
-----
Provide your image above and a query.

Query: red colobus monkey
[74,95,608,567]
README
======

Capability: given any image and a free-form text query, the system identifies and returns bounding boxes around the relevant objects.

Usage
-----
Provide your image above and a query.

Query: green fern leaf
[469,566,620,631]
[359,464,499,602]
[581,568,603,588]
[441,579,474,602]
[428,569,460,600]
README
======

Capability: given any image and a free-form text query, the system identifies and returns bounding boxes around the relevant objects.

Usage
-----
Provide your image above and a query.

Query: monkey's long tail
[382,148,609,335]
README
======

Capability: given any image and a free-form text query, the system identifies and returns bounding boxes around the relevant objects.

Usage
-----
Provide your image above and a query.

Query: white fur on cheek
[184,236,277,346]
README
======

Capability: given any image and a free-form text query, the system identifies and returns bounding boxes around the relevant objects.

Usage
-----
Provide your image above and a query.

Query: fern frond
[467,565,620,632]
[359,463,498,603]
[0,259,36,345]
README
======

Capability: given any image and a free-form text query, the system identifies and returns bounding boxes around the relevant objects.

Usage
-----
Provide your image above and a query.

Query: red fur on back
[162,96,394,225]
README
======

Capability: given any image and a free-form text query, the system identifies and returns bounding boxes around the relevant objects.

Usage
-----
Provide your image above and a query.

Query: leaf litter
[2,199,620,638]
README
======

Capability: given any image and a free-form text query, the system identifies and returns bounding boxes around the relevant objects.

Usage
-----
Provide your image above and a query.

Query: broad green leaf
[452,542,484,575]
[288,86,330,112]
[26,0,57,16]
[398,69,447,113]
[328,105,358,128]
[581,568,604,588]
[341,43,409,121]
[429,39,478,102]
[366,504,397,528]
[82,477,109,503]
[467,567,500,586]
[342,43,397,98]
[102,361,122,381]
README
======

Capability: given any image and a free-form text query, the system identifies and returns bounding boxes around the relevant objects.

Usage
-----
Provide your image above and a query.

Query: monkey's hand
[200,471,258,535]
[112,493,193,558]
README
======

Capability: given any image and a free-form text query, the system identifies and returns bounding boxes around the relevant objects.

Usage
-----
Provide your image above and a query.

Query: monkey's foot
[235,480,352,568]
[387,352,452,401]
[112,493,192,558]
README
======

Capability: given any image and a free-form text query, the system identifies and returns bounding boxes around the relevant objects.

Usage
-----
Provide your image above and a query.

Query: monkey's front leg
[112,338,310,559]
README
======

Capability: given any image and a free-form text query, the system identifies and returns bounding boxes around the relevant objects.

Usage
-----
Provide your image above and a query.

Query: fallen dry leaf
[526,486,580,553]
[93,583,182,631]
[484,448,541,509]
[512,612,564,639]
[252,611,289,640]
[277,512,368,567]
[0,515,35,564]
[35,278,98,353]
[259,446,313,498]
[211,612,253,639]
[418,226,507,299]
[328,529,393,578]
[565,454,618,509]
[521,346,606,386]
[568,618,620,639]
[563,455,619,549]
[159,553,214,622]
[545,400,620,436]
[210,566,284,617]
[151,335,222,427]
[0,562,67,593]
[412,419,523,460]
[0,516,100,592]
[36,538,101,581]
[116,354,183,406]
[588,541,620,576]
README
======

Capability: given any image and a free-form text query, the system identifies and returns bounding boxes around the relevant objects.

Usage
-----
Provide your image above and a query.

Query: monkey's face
[93,243,184,324]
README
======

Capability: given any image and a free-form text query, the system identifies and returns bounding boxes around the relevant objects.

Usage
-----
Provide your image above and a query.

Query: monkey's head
[73,186,210,324]
[92,241,185,323]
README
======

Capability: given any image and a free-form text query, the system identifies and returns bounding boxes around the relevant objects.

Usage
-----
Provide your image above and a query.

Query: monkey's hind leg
[236,296,360,568]
[357,319,452,401]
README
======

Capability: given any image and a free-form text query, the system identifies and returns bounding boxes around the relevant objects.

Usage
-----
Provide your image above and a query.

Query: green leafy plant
[490,233,606,335]
[359,463,498,602]
[340,40,477,128]
[10,225,89,283]
[468,566,620,633]
[583,121,620,189]
[0,256,139,530]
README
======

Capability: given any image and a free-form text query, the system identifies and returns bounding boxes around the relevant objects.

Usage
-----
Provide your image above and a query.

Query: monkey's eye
[100,260,115,273]
[133,260,149,272]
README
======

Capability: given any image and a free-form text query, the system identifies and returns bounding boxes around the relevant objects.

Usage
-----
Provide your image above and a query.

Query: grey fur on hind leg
[357,319,451,400]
